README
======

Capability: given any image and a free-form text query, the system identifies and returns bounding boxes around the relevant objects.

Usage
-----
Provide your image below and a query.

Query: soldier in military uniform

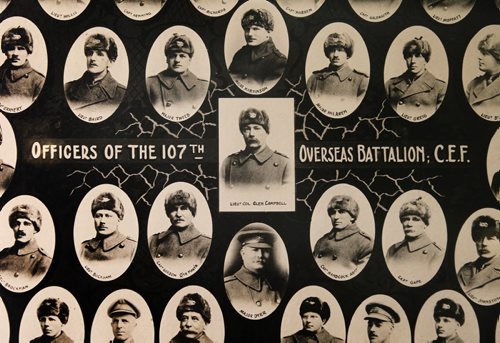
[107,299,140,343]
[149,189,211,275]
[281,297,345,343]
[313,195,373,275]
[307,32,368,112]
[147,33,208,118]
[221,108,291,191]
[30,298,74,343]
[428,298,465,343]
[0,204,51,282]
[65,33,126,118]
[228,8,287,87]
[80,192,136,263]
[386,197,443,281]
[457,215,500,301]
[364,303,400,343]
[224,223,284,313]
[466,33,500,117]
[169,293,214,343]
[0,26,45,110]
[386,37,446,119]
[0,124,14,196]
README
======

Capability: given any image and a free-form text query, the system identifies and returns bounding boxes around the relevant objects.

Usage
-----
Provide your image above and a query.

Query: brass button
[119,243,125,248]
[14,272,19,277]
[265,184,270,190]
[423,250,428,255]
[178,253,183,258]
[256,300,261,307]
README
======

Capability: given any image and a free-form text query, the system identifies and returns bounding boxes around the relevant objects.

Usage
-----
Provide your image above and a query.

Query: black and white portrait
[280,286,345,343]
[306,22,369,118]
[38,0,89,21]
[0,0,10,14]
[348,0,402,22]
[64,27,128,123]
[148,182,212,279]
[0,297,9,342]
[0,16,47,114]
[414,290,480,342]
[310,183,375,281]
[114,0,166,21]
[0,195,54,293]
[219,98,295,212]
[91,289,154,343]
[382,190,447,287]
[19,286,85,343]
[224,222,288,319]
[455,208,500,305]
[384,26,448,122]
[225,0,288,94]
[160,285,225,343]
[487,128,500,203]
[462,25,500,122]
[347,294,411,343]
[73,184,138,282]
[0,113,16,197]
[190,0,238,17]
[422,0,476,24]
[146,25,209,122]
[275,0,325,18]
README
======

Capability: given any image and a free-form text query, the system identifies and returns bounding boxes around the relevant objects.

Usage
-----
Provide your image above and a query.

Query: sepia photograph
[348,0,402,22]
[189,0,239,17]
[38,0,90,21]
[0,112,16,198]
[114,0,166,21]
[275,0,326,18]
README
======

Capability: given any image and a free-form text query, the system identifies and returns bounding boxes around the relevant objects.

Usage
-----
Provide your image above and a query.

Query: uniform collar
[234,266,271,292]
[238,146,273,164]
[83,71,120,99]
[158,223,202,244]
[172,331,213,343]
[249,38,276,62]
[88,230,127,251]
[4,61,33,82]
[294,328,334,342]
[112,338,134,343]
[394,70,437,97]
[471,75,500,104]
[156,69,198,90]
[466,255,500,292]
[406,232,433,252]
[326,64,353,81]
[432,333,463,343]
[328,223,359,240]
[14,239,40,255]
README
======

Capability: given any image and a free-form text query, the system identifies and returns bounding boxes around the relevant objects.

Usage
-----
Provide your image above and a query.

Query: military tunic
[0,160,14,195]
[221,146,291,190]
[80,231,136,262]
[110,339,134,343]
[30,331,74,343]
[281,329,345,343]
[0,239,51,280]
[466,73,500,117]
[313,223,373,271]
[386,70,446,117]
[170,332,214,343]
[428,334,465,343]
[228,38,287,86]
[457,254,500,300]
[0,61,45,106]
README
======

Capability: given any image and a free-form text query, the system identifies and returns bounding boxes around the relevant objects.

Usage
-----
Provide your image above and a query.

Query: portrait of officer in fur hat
[428,298,465,343]
[30,298,74,343]
[107,299,140,343]
[364,303,401,343]
[169,293,214,343]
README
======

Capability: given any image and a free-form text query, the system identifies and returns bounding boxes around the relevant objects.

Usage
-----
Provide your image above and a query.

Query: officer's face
[327,47,348,69]
[301,312,324,334]
[6,45,29,67]
[242,124,268,151]
[474,234,500,259]
[180,311,207,339]
[405,53,427,76]
[86,49,111,76]
[240,246,270,273]
[367,319,394,343]
[435,316,460,339]
[93,209,121,236]
[39,315,64,338]
[401,215,426,239]
[329,208,354,230]
[167,204,194,229]
[478,51,500,74]
[111,314,137,341]
[244,25,270,46]
[167,52,191,74]
[12,218,37,244]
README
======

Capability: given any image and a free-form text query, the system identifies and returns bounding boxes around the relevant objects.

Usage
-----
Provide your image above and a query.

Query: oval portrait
[280,286,345,342]
[225,0,289,94]
[0,112,16,197]
[487,128,500,203]
[0,297,9,342]
[114,0,166,21]
[310,183,375,281]
[455,207,500,306]
[73,184,138,282]
[348,0,402,22]
[306,22,370,118]
[0,16,47,114]
[421,0,475,24]
[38,0,90,21]
[462,24,500,122]
[91,289,154,343]
[147,181,212,279]
[414,290,480,342]
[64,27,128,123]
[146,25,210,122]
[160,285,225,343]
[382,190,447,287]
[384,26,448,122]
[190,0,239,17]
[224,222,289,319]
[347,294,411,343]
[19,286,85,343]
[276,0,325,17]
[0,195,54,293]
